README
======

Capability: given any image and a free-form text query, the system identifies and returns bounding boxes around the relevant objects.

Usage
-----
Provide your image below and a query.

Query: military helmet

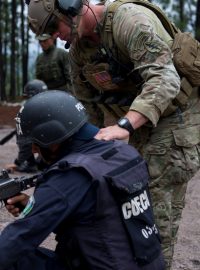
[27,0,83,35]
[23,79,48,97]
[16,90,88,147]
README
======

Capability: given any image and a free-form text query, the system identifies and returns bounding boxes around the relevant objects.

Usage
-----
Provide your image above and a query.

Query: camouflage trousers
[132,96,200,269]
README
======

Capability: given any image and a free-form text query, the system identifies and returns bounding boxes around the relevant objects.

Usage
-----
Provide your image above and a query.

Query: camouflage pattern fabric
[70,2,180,124]
[36,45,71,91]
[140,89,200,269]
[69,2,200,269]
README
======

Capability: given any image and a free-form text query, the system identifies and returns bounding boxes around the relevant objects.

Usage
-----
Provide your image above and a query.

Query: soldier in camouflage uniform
[35,33,71,91]
[27,0,200,268]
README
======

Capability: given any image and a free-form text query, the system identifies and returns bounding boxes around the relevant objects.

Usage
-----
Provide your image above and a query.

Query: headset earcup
[57,0,83,16]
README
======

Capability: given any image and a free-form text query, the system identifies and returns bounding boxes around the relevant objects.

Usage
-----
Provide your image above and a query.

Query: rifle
[0,129,16,145]
[0,169,39,209]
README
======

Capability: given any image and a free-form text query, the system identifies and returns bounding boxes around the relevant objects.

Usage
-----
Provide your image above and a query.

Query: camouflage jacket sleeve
[112,3,180,126]
[58,48,71,87]
[69,41,99,100]
[69,44,83,98]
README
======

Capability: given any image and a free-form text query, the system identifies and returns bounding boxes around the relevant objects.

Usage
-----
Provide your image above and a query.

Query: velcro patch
[19,195,35,219]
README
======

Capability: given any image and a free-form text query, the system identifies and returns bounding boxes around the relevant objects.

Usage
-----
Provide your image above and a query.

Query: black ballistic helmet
[16,90,88,147]
[23,79,48,97]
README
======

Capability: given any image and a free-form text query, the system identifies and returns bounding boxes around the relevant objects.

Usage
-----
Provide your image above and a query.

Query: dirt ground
[0,103,200,269]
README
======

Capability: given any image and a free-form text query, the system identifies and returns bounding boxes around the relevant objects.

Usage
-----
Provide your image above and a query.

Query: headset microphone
[65,42,70,49]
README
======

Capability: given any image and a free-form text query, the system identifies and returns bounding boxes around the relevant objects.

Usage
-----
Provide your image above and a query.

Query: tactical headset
[57,0,84,49]
[25,0,83,17]
[56,0,83,17]
[26,0,84,48]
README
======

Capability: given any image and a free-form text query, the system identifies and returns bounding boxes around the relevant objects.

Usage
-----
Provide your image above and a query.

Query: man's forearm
[125,110,149,130]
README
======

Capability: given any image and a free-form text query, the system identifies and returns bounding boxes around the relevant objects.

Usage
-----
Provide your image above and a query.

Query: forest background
[0,0,66,101]
[0,0,200,101]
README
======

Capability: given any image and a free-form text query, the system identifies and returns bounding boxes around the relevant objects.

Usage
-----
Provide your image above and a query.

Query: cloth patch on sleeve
[19,195,35,219]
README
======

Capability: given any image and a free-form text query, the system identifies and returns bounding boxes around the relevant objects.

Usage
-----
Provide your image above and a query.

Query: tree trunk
[20,0,28,90]
[0,1,6,101]
[3,1,9,100]
[10,0,17,99]
[0,0,3,100]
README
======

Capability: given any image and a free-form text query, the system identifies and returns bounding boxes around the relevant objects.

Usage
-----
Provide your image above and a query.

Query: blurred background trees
[0,0,29,100]
[0,0,30,101]
[0,0,199,101]
[154,0,200,36]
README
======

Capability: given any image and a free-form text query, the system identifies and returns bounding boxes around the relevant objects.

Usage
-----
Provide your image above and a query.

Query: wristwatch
[117,117,134,135]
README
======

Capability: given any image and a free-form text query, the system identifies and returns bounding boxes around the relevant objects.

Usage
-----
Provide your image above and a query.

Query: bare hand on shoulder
[94,125,130,141]
[6,193,29,217]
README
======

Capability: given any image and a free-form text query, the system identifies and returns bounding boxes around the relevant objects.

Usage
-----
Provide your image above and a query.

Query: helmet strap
[53,9,72,26]
[53,9,82,40]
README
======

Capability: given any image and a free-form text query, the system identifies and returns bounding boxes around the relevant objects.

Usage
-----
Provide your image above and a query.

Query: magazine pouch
[105,157,161,265]
[172,31,200,87]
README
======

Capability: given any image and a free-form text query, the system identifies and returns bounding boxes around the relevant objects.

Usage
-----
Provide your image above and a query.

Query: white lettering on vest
[122,190,150,219]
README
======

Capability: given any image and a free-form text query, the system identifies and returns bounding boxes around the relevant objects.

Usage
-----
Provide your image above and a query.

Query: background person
[1,90,164,270]
[6,79,48,173]
[35,33,72,91]
[27,0,200,268]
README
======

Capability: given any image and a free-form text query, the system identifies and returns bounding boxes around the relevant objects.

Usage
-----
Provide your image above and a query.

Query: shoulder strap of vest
[48,141,127,177]
[46,140,147,185]
[104,0,179,39]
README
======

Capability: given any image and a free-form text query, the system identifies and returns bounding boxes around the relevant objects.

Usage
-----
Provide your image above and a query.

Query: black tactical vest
[47,140,163,269]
